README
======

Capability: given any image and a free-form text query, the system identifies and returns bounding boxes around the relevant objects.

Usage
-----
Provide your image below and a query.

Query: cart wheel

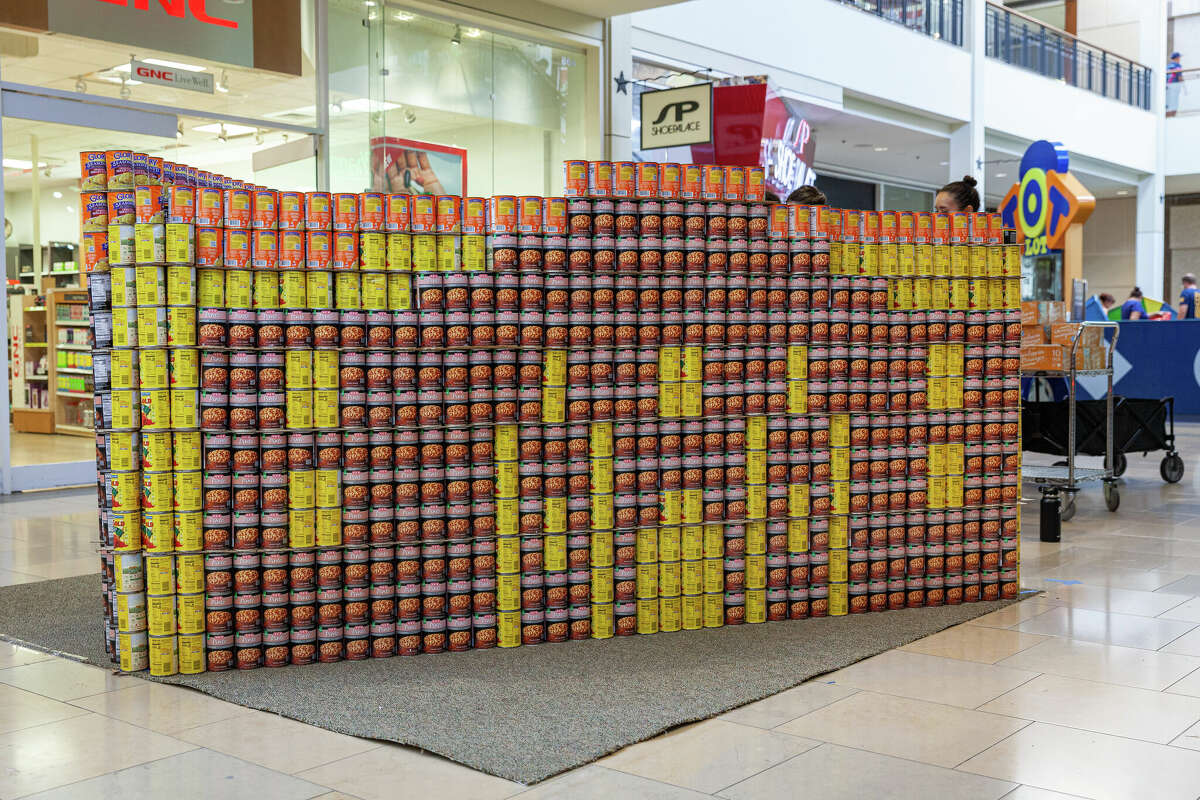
[1060,495,1077,522]
[1112,452,1127,477]
[1161,454,1185,484]
[1104,482,1120,512]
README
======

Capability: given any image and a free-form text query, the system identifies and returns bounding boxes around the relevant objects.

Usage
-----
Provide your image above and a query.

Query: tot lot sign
[640,83,713,150]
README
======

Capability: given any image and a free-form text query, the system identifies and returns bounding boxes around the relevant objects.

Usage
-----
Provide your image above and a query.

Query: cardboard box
[1045,301,1069,324]
[1048,323,1105,352]
[1021,325,1047,346]
[1020,301,1039,326]
[1020,344,1066,372]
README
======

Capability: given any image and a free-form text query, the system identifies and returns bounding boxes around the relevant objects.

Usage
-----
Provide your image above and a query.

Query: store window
[881,183,936,212]
[355,5,595,196]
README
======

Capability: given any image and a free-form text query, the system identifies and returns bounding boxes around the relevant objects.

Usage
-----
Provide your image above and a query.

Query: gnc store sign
[47,0,254,66]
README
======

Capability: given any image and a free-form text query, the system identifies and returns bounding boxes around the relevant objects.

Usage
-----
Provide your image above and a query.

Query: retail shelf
[57,391,93,399]
[24,375,49,381]
[56,368,92,375]
[55,344,91,351]
[54,320,91,327]
[27,307,46,312]
[25,342,47,347]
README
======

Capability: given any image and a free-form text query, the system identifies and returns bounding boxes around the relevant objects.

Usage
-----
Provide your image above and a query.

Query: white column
[949,0,986,202]
[0,58,10,494]
[1136,0,1167,295]
[604,15,633,161]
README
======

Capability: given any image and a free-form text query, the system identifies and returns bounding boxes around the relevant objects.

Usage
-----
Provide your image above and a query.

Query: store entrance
[1,92,316,492]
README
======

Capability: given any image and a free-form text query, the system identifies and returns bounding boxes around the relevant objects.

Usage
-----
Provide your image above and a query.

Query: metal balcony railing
[985,3,1151,109]
[832,0,964,46]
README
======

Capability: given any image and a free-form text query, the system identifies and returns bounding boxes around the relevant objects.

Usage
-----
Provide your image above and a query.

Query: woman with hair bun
[935,175,980,213]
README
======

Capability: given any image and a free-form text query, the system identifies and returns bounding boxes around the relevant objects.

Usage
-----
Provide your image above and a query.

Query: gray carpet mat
[0,574,1021,783]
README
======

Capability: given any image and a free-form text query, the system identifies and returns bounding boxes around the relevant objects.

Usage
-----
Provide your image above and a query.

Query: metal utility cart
[1020,321,1119,532]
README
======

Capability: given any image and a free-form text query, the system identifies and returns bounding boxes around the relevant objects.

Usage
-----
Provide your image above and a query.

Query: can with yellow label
[178,633,205,674]
[148,634,178,676]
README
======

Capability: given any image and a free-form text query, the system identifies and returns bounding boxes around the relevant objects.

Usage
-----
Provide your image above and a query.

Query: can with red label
[333,193,359,231]
[411,195,435,232]
[279,191,304,230]
[436,196,462,233]
[252,190,278,230]
[224,228,251,269]
[589,161,614,197]
[613,162,636,198]
[307,230,332,270]
[360,192,384,231]
[564,160,588,197]
[385,194,411,232]
[224,188,252,229]
[306,192,332,230]
[518,197,542,233]
[462,197,486,234]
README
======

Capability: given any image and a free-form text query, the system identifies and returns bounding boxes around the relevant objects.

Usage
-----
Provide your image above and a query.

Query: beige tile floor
[5,430,1200,799]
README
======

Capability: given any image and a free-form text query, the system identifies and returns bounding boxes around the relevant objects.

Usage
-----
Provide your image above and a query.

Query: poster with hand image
[370,137,468,196]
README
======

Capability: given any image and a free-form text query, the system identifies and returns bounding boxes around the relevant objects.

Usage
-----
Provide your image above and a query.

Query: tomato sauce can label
[589,161,613,197]
[333,231,359,270]
[307,231,332,270]
[224,229,251,269]
[81,151,107,191]
[488,196,516,233]
[252,230,278,269]
[224,188,252,228]
[253,190,278,229]
[278,230,305,268]
[106,150,134,190]
[142,510,175,552]
[411,195,435,232]
[166,186,195,224]
[612,161,636,197]
[135,185,163,224]
[360,192,384,231]
[702,165,725,200]
[195,187,223,226]
[196,228,223,267]
[564,160,588,197]
[333,192,359,230]
[306,192,332,229]
[385,194,411,231]
[111,511,142,551]
[279,191,305,230]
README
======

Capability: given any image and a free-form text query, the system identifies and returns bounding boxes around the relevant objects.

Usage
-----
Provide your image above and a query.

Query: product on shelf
[88,149,1021,675]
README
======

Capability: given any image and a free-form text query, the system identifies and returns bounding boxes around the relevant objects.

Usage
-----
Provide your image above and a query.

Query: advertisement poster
[370,137,468,196]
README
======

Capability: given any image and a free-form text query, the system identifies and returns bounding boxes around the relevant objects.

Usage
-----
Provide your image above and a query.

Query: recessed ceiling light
[939,161,949,166]
[393,11,414,20]
[873,146,888,152]
[995,173,1007,178]
[52,190,62,199]
[1116,189,1129,195]
[464,27,482,37]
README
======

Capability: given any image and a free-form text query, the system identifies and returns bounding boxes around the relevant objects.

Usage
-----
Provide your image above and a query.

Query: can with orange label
[680,164,702,199]
[914,212,932,244]
[106,149,134,190]
[385,194,410,232]
[135,185,163,224]
[462,197,486,233]
[108,191,135,226]
[488,196,517,234]
[988,212,1004,244]
[517,196,542,233]
[932,212,950,245]
[949,211,968,244]
[897,212,914,243]
[333,231,359,270]
[193,187,220,226]
[589,160,613,197]
[279,230,305,268]
[166,186,195,224]
[612,161,636,198]
[252,190,278,230]
[332,192,359,231]
[306,192,332,230]
[224,229,251,269]
[660,162,681,198]
[279,191,304,230]
[307,230,332,270]
[410,195,435,232]
[436,195,462,233]
[252,230,278,269]
[359,192,384,231]
[862,211,880,243]
[635,162,660,198]
[223,188,252,229]
[196,228,223,267]
[969,212,989,244]
[542,197,567,234]
[702,165,725,200]
[723,166,745,201]
[745,166,765,202]
[880,211,898,243]
[84,231,109,272]
[564,160,588,197]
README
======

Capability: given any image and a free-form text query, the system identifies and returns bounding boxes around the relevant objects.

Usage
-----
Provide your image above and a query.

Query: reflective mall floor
[5,430,1200,799]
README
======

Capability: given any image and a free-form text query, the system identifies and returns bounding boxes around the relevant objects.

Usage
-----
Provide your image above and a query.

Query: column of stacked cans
[85,149,208,677]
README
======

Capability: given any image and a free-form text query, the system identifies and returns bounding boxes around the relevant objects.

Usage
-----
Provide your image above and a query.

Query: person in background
[1121,287,1148,320]
[764,190,781,203]
[1180,274,1198,319]
[1168,52,1183,115]
[935,176,980,213]
[1098,293,1116,313]
[787,185,826,205]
